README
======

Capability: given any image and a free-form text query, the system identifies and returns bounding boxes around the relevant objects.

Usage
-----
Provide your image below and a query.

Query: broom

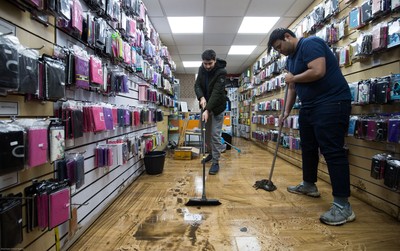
[254,84,289,192]
[185,110,221,206]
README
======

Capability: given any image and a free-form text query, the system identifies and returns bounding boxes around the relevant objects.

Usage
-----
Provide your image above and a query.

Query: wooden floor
[68,138,400,251]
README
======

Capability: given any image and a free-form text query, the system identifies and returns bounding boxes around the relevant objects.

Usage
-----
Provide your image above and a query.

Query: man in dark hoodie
[194,49,227,175]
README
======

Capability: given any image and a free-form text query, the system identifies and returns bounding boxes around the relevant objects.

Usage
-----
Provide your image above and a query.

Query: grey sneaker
[320,202,356,226]
[287,182,321,197]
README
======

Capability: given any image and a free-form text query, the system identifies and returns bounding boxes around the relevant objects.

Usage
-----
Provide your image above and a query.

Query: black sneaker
[208,163,219,175]
[201,154,212,164]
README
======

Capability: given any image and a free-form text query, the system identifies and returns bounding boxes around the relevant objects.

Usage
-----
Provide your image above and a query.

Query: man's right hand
[278,111,289,126]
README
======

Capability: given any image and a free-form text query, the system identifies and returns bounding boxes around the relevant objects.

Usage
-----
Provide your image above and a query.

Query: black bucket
[144,151,166,175]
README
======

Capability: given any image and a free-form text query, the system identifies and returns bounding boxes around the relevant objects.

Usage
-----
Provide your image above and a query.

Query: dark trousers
[298,101,351,197]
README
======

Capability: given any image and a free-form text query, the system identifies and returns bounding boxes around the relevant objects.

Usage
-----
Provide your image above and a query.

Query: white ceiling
[141,0,314,75]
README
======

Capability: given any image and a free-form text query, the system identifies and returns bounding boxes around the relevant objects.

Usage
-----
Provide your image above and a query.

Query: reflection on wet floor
[133,209,188,241]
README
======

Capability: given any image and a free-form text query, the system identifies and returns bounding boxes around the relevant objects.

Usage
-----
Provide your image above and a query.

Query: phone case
[384,160,400,190]
[48,188,70,229]
[75,155,85,189]
[74,55,90,89]
[27,128,48,168]
[0,130,25,176]
[36,193,49,229]
[91,106,106,132]
[89,55,103,85]
[55,159,67,181]
[49,127,65,162]
[66,159,77,185]
[103,107,114,130]
[0,195,23,248]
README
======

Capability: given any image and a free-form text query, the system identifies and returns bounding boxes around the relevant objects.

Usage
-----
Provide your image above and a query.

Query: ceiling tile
[226,55,250,66]
[258,17,297,46]
[179,54,203,61]
[205,0,250,16]
[246,0,296,16]
[171,55,183,64]
[251,46,267,56]
[158,33,175,45]
[178,46,204,54]
[204,46,231,55]
[233,34,266,45]
[159,0,204,16]
[204,17,242,34]
[172,34,204,46]
[141,0,164,16]
[285,0,314,17]
[275,17,297,29]
[203,34,235,46]
[148,17,171,34]
[166,45,179,55]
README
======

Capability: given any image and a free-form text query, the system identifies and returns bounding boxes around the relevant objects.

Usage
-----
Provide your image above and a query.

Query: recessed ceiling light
[228,45,256,55]
[167,17,203,33]
[238,17,280,34]
[183,61,202,67]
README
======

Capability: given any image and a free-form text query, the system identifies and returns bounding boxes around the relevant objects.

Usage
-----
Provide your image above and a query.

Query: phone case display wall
[0,0,176,250]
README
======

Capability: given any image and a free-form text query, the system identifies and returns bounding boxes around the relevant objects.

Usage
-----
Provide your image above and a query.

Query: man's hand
[202,110,209,123]
[200,97,207,109]
[278,111,290,127]
[285,72,295,84]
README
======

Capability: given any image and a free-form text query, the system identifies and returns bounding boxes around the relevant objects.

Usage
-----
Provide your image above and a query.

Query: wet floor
[68,138,400,251]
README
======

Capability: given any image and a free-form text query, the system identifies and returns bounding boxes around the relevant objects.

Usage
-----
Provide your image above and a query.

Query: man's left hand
[202,110,209,123]
[285,72,295,84]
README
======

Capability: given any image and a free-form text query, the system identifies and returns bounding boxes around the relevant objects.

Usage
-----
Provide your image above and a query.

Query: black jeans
[299,101,352,197]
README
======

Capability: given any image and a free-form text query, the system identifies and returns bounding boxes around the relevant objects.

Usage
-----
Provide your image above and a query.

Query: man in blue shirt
[268,28,354,226]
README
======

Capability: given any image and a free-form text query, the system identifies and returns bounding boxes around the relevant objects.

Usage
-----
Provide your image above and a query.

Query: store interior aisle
[68,138,400,251]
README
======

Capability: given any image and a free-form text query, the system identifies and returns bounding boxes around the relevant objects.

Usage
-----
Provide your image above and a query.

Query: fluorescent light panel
[238,17,280,34]
[228,45,256,55]
[167,17,203,33]
[183,61,202,67]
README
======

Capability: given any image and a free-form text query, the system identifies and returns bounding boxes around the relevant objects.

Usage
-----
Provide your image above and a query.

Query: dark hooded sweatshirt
[194,58,227,116]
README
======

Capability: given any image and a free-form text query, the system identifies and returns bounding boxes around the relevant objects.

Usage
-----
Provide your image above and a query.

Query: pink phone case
[28,128,48,168]
[48,188,70,229]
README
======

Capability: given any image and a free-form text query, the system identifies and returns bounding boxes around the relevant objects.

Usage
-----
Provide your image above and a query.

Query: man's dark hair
[267,28,296,53]
[202,49,216,61]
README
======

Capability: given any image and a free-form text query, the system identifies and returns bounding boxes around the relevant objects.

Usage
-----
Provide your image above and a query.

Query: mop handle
[223,140,241,152]
[201,109,207,199]
[267,84,289,182]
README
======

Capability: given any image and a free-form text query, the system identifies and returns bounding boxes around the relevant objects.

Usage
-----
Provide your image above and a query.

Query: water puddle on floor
[133,208,203,242]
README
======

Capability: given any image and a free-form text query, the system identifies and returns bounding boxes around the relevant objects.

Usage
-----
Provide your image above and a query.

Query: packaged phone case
[384,160,400,190]
[49,126,65,162]
[0,36,20,90]
[0,129,25,176]
[27,128,48,168]
[18,49,39,95]
[0,193,23,249]
[48,187,70,229]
